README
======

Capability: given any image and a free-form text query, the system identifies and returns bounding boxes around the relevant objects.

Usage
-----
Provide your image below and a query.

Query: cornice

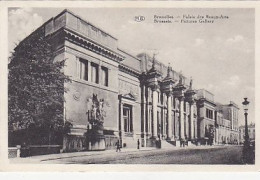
[119,64,140,78]
[197,97,216,107]
[62,28,125,63]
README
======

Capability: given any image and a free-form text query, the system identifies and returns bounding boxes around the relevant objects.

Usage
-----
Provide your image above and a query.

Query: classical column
[173,110,176,138]
[141,85,146,147]
[143,88,147,146]
[231,108,234,130]
[174,111,177,138]
[162,93,166,137]
[174,98,178,138]
[167,93,173,139]
[118,99,124,146]
[98,64,102,84]
[146,88,151,135]
[152,89,158,138]
[185,106,188,138]
[120,102,124,138]
[189,101,194,139]
[179,96,185,140]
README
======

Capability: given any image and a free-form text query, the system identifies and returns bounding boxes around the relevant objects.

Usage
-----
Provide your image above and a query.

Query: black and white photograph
[5,6,256,167]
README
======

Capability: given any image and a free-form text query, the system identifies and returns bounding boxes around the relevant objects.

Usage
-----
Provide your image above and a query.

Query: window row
[79,58,109,87]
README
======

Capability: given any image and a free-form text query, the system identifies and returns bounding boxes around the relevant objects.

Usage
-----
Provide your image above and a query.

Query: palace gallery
[15,10,240,151]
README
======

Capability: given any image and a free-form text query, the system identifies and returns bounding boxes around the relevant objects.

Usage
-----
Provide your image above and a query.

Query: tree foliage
[8,29,71,145]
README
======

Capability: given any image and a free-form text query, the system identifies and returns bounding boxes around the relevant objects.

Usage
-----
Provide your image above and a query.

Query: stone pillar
[194,119,197,139]
[152,89,158,138]
[189,101,194,140]
[231,108,234,130]
[184,102,188,138]
[143,90,147,147]
[179,96,185,140]
[215,128,218,144]
[88,61,91,81]
[141,85,146,147]
[175,111,179,138]
[98,65,102,84]
[173,110,176,138]
[120,101,124,141]
[132,106,134,137]
[167,93,172,139]
[16,145,21,158]
[162,94,166,137]
[146,88,151,135]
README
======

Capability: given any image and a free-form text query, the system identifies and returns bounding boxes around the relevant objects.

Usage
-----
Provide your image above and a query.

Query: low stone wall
[8,146,21,158]
[104,135,118,150]
[27,145,62,156]
[63,135,86,152]
[9,145,62,157]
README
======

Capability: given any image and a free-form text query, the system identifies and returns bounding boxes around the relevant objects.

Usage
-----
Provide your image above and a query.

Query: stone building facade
[15,9,241,151]
[215,102,240,144]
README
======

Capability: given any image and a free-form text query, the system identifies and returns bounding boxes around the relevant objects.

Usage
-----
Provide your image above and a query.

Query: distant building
[10,9,241,151]
[239,123,255,144]
[215,102,240,144]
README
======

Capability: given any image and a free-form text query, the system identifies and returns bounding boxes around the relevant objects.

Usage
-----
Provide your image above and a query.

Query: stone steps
[161,140,176,149]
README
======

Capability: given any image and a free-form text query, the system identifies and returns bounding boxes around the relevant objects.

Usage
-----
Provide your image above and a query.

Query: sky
[8,8,255,125]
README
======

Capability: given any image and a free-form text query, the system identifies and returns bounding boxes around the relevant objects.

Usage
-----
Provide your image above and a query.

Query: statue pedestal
[87,128,106,151]
[89,136,105,151]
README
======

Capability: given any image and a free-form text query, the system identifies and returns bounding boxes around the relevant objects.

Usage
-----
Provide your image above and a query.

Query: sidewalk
[9,147,157,164]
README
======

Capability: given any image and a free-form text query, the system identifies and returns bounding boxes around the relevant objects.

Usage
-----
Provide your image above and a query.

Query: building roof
[61,9,117,40]
[196,89,214,102]
[137,53,190,87]
[118,49,141,73]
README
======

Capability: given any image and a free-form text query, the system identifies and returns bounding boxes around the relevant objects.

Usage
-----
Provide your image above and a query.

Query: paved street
[11,145,244,164]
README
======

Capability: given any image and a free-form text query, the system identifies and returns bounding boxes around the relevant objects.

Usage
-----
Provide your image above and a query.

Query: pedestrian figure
[137,139,140,149]
[180,138,185,147]
[116,140,121,152]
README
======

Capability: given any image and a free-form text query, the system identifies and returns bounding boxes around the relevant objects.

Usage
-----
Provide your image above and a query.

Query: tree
[8,28,71,146]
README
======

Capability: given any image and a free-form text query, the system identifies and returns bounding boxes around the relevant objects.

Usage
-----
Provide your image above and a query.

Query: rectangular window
[79,58,88,81]
[101,66,108,86]
[123,104,133,133]
[206,108,213,119]
[91,62,99,84]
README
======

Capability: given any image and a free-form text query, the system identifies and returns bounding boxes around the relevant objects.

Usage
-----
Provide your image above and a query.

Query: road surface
[42,145,244,164]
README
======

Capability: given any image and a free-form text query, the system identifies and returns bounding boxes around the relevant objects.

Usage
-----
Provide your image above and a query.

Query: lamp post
[242,98,250,163]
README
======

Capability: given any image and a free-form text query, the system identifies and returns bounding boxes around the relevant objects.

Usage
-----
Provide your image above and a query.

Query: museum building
[14,9,240,151]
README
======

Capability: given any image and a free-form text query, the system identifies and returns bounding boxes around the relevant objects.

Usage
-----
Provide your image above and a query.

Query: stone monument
[85,94,106,150]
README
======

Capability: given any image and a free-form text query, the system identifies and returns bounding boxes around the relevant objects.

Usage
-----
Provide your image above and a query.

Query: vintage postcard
[0,1,259,172]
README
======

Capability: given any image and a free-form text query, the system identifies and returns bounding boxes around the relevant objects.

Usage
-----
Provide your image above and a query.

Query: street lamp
[242,98,250,163]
